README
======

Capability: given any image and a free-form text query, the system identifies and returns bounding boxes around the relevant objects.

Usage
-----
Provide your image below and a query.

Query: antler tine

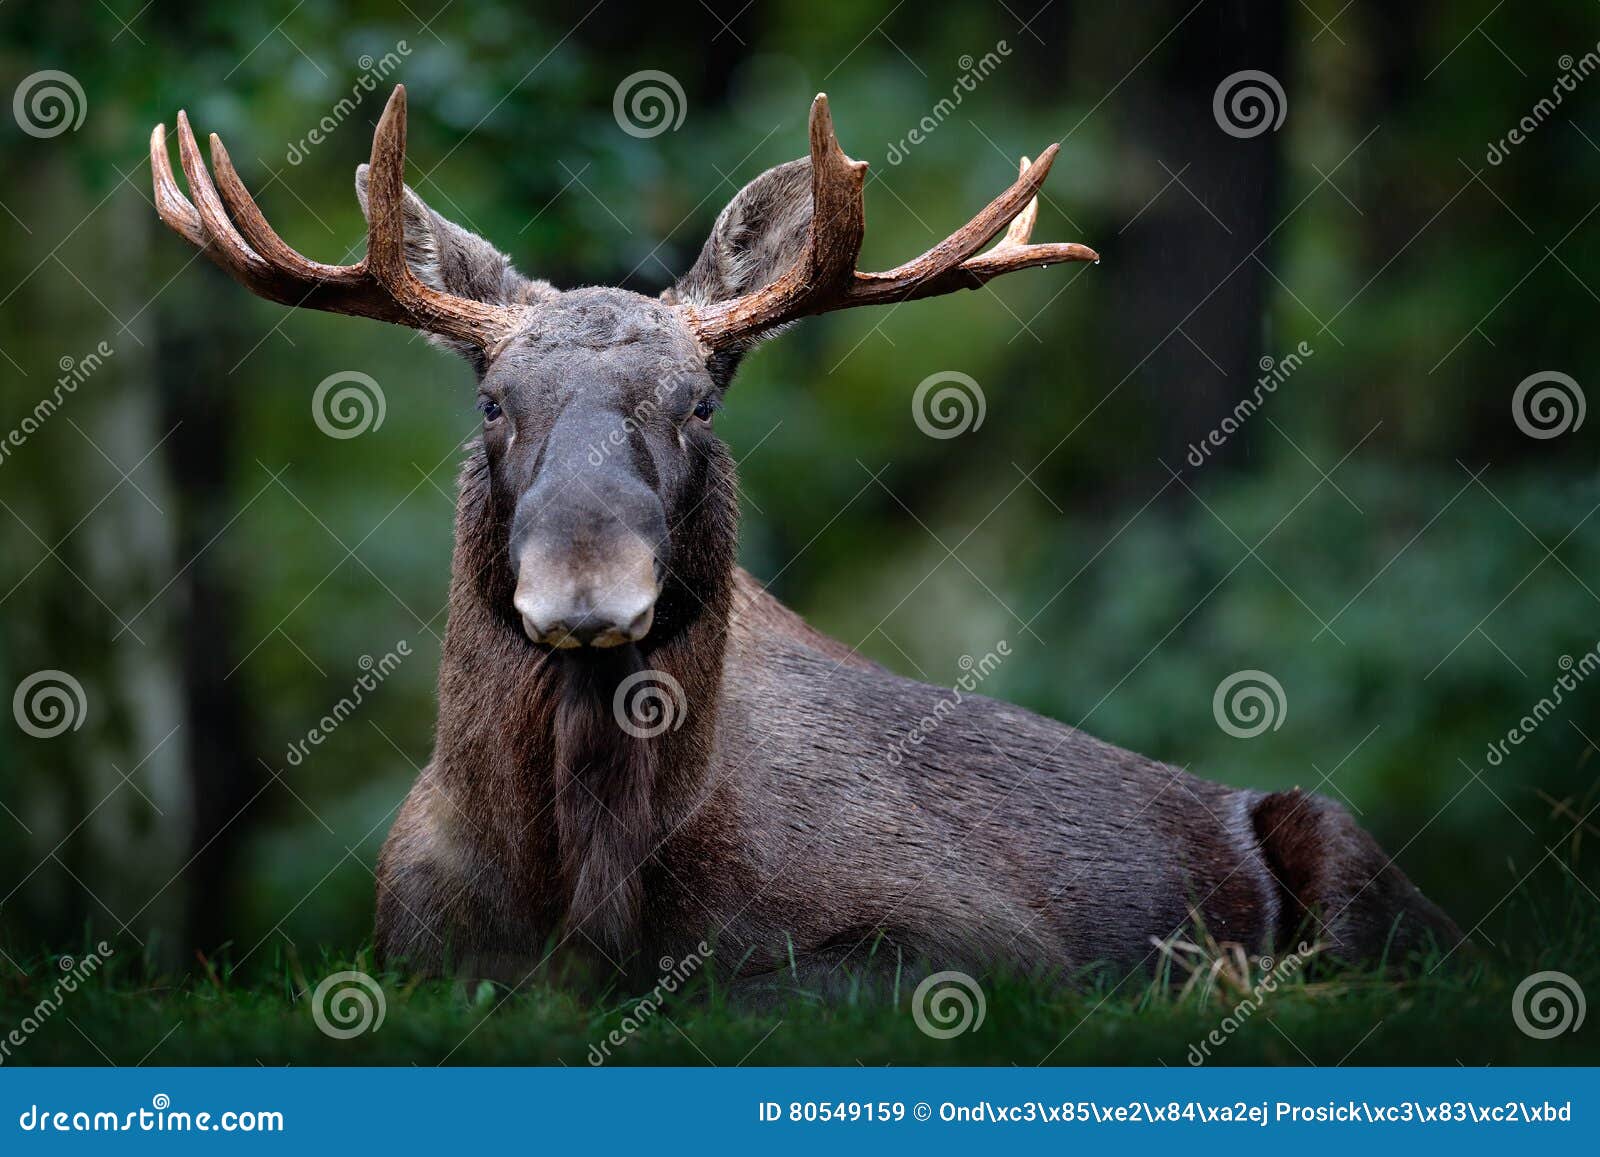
[148,85,517,345]
[362,87,416,302]
[685,100,1097,350]
[1001,156,1038,248]
[687,94,868,348]
[173,110,292,296]
[849,151,1097,307]
[864,238,1100,305]
[803,94,870,291]
[859,145,1061,292]
[149,122,206,248]
[360,87,516,346]
[208,131,363,285]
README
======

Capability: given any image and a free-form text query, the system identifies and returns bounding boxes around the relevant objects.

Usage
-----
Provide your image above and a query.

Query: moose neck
[430,441,737,965]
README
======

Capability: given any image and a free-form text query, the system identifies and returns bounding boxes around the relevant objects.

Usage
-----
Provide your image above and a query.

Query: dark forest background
[0,0,1596,972]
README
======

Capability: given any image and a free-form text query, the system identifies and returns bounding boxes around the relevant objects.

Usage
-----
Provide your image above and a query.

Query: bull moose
[150,85,1458,991]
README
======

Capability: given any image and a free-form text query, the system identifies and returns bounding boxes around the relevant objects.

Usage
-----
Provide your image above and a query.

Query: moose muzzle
[513,529,661,648]
[509,410,668,649]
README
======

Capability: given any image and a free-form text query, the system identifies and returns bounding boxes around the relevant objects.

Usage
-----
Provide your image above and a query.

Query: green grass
[4,883,1597,1067]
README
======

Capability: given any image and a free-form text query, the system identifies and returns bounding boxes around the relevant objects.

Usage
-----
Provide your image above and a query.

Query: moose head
[150,86,1096,654]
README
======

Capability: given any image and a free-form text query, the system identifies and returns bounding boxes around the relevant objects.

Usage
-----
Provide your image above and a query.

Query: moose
[150,85,1458,991]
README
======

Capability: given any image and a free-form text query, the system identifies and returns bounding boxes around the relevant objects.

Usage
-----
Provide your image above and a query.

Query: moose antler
[150,85,519,348]
[683,94,1098,350]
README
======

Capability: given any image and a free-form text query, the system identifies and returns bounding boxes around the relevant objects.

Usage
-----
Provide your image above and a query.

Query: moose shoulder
[151,86,1459,989]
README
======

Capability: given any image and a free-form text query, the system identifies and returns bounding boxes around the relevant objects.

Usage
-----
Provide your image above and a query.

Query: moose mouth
[520,603,656,650]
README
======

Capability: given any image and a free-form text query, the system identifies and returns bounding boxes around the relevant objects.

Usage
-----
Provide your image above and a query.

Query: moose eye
[479,398,503,423]
[692,397,716,423]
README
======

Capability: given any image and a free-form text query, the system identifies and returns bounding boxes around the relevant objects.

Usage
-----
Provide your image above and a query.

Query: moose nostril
[519,614,577,648]
[623,603,655,641]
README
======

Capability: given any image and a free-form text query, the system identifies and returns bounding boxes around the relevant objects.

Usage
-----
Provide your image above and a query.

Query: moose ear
[355,163,552,361]
[670,157,813,315]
